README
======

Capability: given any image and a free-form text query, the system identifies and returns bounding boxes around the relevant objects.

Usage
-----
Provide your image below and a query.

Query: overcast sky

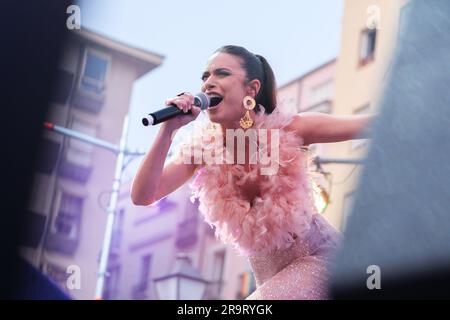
[76,0,343,178]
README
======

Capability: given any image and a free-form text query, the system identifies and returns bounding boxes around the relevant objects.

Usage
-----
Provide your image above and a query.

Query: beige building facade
[325,0,409,230]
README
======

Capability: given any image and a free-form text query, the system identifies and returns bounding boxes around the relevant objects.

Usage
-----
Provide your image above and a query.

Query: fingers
[163,93,201,129]
[165,92,195,113]
[191,106,202,117]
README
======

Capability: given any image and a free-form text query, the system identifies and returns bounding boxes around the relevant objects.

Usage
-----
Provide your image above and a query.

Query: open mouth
[207,93,223,109]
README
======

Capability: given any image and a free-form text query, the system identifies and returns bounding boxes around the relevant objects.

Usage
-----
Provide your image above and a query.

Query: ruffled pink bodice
[175,108,321,257]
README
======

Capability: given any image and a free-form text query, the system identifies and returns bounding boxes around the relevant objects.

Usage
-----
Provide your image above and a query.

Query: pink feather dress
[174,107,341,300]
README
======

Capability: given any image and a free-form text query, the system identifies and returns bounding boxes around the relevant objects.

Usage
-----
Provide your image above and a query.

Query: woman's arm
[131,124,198,206]
[131,93,201,206]
[286,112,375,146]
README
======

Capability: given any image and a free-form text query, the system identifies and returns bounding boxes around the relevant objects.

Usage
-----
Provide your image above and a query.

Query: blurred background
[21,0,409,299]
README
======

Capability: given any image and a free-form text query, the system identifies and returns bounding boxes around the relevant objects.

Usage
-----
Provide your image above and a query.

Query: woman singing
[131,45,372,299]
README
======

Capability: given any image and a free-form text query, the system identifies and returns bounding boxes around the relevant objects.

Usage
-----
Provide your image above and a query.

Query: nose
[201,76,216,92]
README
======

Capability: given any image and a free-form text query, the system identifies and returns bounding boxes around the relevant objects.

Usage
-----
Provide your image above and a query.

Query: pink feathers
[183,108,319,256]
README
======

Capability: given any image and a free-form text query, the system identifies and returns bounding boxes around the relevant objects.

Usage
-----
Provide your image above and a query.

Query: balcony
[71,79,106,114]
[44,209,81,256]
[45,231,79,256]
[57,148,93,183]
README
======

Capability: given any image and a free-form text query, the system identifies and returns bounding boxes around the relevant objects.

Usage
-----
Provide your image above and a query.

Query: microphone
[141,92,222,126]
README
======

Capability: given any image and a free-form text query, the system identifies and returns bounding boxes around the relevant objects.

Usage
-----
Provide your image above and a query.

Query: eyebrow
[201,68,232,80]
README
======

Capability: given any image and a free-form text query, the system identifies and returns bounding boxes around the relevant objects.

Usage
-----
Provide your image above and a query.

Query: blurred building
[277,59,337,216]
[325,0,409,229]
[277,0,411,231]
[108,178,252,300]
[21,28,163,299]
[278,59,336,115]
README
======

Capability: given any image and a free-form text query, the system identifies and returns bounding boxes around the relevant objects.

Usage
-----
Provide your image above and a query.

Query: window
[139,254,152,290]
[359,28,377,66]
[351,104,371,150]
[52,191,84,239]
[72,48,109,113]
[66,117,97,167]
[79,49,109,95]
[45,190,84,254]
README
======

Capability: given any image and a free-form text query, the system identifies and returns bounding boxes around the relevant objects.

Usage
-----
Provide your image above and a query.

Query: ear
[246,79,261,99]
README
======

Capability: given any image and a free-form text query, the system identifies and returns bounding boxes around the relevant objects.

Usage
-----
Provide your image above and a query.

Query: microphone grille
[194,92,210,110]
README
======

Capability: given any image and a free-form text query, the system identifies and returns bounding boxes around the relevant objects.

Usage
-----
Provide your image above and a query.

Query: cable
[331,164,359,185]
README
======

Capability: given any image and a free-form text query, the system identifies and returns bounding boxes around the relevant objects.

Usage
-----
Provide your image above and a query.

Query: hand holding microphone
[141,92,222,129]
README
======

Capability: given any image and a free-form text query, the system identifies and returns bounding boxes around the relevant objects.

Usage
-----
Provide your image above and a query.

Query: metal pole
[94,115,129,299]
[44,122,119,153]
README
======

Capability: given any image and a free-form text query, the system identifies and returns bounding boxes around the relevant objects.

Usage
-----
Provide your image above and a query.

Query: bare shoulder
[284,113,317,146]
[283,113,300,130]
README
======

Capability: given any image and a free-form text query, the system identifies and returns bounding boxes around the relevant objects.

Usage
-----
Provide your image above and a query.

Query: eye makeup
[201,68,232,81]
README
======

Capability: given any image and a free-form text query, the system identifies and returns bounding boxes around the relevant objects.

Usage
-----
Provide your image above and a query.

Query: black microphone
[142,93,222,126]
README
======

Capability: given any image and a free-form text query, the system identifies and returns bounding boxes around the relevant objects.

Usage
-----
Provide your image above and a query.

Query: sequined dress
[174,107,341,300]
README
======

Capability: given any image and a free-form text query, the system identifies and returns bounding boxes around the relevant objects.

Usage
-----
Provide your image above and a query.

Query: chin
[206,105,236,126]
[206,108,223,123]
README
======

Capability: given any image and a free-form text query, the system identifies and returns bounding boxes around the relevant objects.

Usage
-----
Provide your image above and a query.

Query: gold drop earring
[239,96,256,129]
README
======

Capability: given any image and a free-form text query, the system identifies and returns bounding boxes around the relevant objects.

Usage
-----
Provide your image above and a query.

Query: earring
[239,96,256,129]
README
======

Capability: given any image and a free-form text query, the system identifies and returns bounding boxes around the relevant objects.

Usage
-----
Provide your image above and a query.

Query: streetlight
[154,253,209,300]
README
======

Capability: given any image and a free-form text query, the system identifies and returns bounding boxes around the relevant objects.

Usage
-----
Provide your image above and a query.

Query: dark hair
[215,45,277,114]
